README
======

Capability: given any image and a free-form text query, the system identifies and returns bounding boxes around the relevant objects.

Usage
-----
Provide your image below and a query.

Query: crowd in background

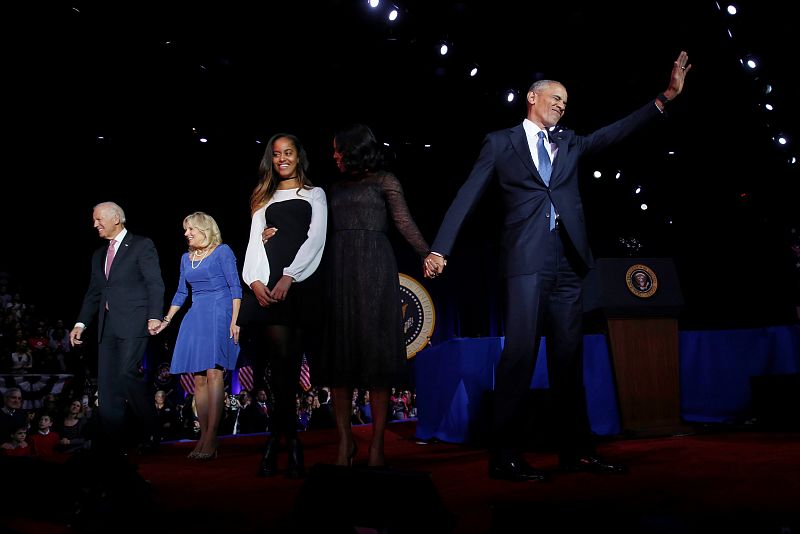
[0,271,416,458]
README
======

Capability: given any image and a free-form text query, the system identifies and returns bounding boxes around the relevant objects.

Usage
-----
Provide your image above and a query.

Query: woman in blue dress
[160,211,242,460]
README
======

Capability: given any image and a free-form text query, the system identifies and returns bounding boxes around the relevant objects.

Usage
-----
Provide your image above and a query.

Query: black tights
[261,324,303,439]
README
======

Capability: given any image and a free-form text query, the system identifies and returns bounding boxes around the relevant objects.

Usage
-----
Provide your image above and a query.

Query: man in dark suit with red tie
[70,201,165,455]
[424,52,691,481]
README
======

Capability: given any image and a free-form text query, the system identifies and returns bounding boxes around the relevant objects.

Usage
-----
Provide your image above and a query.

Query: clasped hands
[148,319,163,335]
[252,275,293,307]
[424,253,446,279]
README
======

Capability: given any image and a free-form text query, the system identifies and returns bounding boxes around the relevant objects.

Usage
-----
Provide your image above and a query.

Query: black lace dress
[321,171,429,388]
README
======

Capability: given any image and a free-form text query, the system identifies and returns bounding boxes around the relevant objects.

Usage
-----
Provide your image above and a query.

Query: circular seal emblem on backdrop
[399,273,436,358]
[626,263,658,298]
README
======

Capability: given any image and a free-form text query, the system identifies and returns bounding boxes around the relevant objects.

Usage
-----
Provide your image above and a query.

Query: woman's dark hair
[250,133,312,214]
[334,123,384,174]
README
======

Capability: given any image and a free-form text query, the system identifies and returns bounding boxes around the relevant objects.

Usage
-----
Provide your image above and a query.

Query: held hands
[148,319,163,336]
[424,253,447,279]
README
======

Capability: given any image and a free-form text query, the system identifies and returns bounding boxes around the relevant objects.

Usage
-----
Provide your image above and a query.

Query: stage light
[439,41,449,56]
[368,0,380,8]
[593,170,602,179]
[741,55,758,70]
[468,64,479,77]
[640,204,648,211]
[773,133,789,148]
[388,5,399,21]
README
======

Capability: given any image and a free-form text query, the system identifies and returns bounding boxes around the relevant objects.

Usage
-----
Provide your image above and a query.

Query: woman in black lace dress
[321,124,429,467]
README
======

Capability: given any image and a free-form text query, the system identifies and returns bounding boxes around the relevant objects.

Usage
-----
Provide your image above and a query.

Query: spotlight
[368,0,380,8]
[438,41,449,56]
[773,132,790,148]
[505,89,517,103]
[468,64,479,77]
[388,4,399,21]
[741,54,758,70]
[593,170,602,179]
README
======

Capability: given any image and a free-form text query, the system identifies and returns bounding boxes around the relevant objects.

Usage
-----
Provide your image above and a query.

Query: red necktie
[105,239,116,279]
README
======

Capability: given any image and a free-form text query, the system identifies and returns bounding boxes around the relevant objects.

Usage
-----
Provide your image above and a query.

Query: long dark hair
[333,124,384,175]
[249,133,313,214]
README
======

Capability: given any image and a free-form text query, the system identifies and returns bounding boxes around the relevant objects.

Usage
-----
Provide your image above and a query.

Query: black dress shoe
[559,455,627,474]
[489,458,549,482]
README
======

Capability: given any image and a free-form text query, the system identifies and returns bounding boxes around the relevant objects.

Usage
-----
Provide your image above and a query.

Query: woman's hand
[251,281,277,307]
[271,275,294,301]
[261,225,278,244]
[230,323,240,344]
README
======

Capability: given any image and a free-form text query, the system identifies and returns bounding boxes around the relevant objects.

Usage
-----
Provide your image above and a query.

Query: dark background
[4,1,799,338]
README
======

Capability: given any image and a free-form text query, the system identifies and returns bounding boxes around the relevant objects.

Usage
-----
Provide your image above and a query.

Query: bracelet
[656,93,670,105]
[162,316,171,324]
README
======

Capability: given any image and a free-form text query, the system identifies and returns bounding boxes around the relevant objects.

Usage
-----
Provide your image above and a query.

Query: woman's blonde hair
[183,211,222,251]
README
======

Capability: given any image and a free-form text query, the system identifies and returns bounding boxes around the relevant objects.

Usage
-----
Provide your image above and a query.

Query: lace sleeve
[379,172,430,257]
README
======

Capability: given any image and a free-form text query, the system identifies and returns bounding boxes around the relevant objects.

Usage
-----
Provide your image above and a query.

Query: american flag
[238,365,254,393]
[299,354,311,392]
[179,373,195,395]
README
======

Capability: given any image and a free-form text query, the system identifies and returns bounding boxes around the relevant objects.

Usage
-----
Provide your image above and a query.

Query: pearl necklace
[191,248,210,269]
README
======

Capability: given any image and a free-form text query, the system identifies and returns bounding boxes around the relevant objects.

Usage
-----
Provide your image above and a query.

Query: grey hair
[94,202,126,224]
[528,79,560,93]
[3,387,21,400]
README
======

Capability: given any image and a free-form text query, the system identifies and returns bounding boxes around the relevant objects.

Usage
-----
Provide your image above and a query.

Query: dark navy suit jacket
[432,101,664,277]
[77,232,165,341]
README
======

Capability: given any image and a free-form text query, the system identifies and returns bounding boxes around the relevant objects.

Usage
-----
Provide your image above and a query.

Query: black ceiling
[7,1,799,328]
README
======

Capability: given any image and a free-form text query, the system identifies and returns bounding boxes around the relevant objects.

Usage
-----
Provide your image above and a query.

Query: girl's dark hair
[250,133,312,214]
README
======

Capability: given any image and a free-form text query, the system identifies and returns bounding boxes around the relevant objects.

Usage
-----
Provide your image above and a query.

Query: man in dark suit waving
[424,52,691,481]
[70,201,165,454]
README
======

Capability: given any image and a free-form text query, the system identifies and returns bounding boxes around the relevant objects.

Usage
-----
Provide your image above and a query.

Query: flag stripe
[180,373,195,395]
[299,354,311,391]
[238,365,254,392]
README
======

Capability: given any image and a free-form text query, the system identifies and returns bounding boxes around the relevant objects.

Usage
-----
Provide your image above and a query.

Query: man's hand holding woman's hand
[424,253,446,279]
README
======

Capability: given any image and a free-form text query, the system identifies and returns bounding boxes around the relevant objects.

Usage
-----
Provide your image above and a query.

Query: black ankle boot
[257,436,279,477]
[285,437,306,479]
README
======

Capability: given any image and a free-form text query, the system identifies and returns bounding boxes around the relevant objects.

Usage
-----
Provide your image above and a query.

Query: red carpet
[3,421,799,533]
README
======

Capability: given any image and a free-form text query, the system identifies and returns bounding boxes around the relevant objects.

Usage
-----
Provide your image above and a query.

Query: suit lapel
[509,126,540,180]
[108,233,133,279]
[549,133,568,187]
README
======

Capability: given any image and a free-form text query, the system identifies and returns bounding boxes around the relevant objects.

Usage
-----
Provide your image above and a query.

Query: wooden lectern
[584,258,689,437]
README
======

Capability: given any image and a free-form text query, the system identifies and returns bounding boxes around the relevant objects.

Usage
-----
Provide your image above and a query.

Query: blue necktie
[537,131,556,230]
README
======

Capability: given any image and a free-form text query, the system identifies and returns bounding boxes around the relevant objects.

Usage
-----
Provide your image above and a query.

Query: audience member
[28,413,61,458]
[1,424,31,456]
[1,388,28,437]
[57,399,92,453]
